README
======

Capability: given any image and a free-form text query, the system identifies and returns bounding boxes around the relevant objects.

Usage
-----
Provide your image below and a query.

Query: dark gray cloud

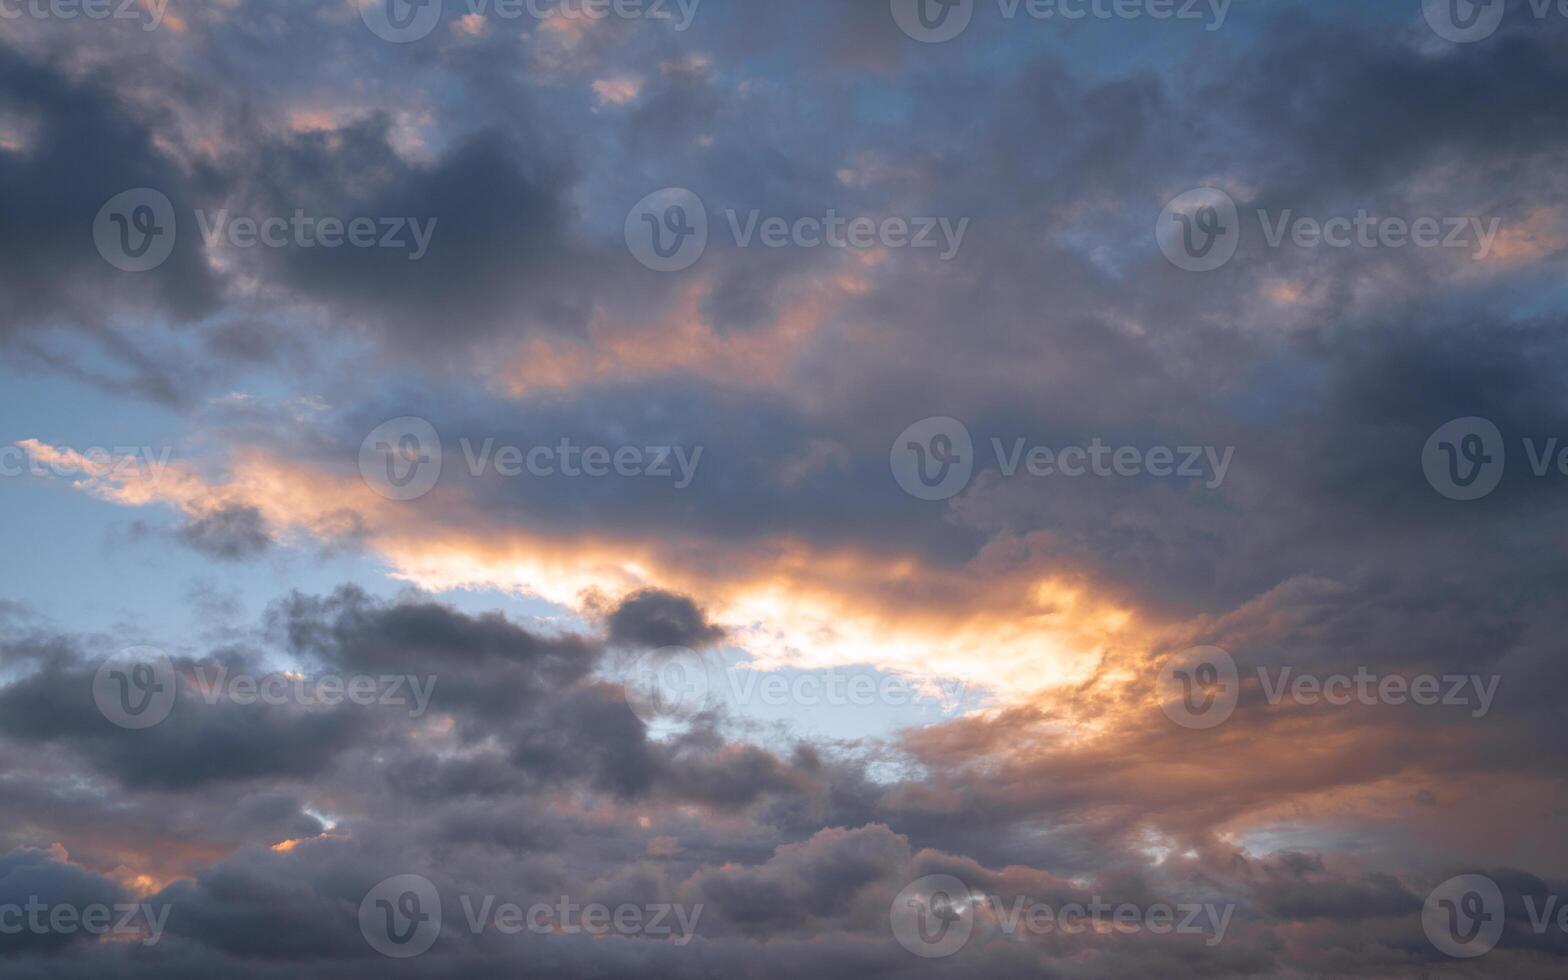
[175,506,274,561]
[607,589,725,650]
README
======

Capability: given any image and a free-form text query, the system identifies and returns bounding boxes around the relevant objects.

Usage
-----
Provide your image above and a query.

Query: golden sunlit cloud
[20,438,1156,710]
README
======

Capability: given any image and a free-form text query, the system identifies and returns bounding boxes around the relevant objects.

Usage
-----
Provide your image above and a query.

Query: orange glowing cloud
[491,261,874,395]
[1480,206,1568,265]
[19,437,1156,709]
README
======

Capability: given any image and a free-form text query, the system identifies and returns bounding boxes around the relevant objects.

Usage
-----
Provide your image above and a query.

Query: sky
[1,0,1566,975]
